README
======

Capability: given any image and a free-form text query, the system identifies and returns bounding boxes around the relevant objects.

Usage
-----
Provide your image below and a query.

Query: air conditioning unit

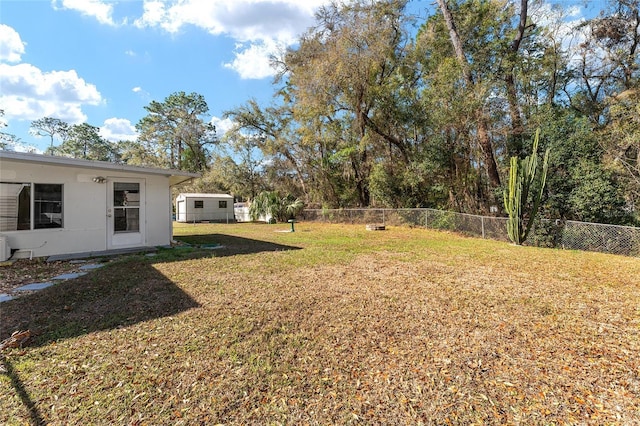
[0,236,10,262]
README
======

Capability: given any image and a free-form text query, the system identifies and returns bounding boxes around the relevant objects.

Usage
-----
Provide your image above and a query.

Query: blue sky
[0,0,604,153]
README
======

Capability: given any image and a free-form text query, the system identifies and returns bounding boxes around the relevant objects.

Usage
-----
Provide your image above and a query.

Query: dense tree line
[225,0,638,224]
[3,0,638,225]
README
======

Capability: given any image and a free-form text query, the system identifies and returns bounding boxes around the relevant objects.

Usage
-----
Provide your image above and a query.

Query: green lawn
[1,222,639,425]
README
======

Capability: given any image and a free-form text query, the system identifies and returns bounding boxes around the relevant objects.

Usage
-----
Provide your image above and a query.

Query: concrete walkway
[0,263,104,303]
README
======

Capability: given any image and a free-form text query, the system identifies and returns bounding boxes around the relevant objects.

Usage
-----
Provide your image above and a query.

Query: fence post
[481,216,485,239]
[425,210,429,228]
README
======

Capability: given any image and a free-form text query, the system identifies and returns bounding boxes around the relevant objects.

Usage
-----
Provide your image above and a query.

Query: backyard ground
[1,222,639,425]
[0,259,91,295]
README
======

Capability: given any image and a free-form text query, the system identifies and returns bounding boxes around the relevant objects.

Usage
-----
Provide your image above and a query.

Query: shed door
[107,179,145,249]
[177,200,186,222]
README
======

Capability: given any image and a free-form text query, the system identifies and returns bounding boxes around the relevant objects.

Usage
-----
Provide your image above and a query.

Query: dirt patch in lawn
[0,259,84,294]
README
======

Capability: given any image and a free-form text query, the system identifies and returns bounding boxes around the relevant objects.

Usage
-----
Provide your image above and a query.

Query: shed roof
[0,151,200,186]
[178,193,233,198]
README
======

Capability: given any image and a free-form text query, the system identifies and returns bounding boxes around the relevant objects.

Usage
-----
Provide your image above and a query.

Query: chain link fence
[302,209,640,257]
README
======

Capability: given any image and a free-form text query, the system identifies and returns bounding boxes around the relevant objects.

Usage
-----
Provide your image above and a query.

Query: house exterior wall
[0,158,172,258]
[175,194,234,222]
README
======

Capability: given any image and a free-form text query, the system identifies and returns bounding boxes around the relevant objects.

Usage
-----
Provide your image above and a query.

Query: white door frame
[107,178,145,249]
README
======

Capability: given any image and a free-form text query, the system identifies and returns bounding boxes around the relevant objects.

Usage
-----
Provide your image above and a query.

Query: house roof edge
[0,151,200,184]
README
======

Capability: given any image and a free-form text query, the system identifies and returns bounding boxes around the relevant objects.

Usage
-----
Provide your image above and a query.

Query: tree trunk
[504,0,528,154]
[436,0,501,188]
[477,117,502,188]
[505,73,524,144]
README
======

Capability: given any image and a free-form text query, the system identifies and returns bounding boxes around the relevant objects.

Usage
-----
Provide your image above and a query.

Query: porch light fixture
[92,176,106,183]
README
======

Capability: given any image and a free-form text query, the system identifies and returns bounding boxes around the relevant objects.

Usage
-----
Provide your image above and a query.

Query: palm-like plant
[249,191,305,223]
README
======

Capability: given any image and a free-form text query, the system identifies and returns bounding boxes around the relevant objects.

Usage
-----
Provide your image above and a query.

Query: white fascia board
[0,151,199,186]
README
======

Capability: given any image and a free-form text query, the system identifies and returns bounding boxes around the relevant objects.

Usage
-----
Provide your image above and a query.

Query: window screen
[0,182,63,231]
[34,184,63,229]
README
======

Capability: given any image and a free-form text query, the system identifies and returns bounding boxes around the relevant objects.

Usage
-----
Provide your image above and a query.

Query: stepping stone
[51,272,88,280]
[69,260,88,264]
[13,282,55,291]
[145,253,157,257]
[0,293,15,302]
[79,263,104,270]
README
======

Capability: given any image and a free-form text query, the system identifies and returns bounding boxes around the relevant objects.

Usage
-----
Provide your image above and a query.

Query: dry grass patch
[1,222,639,424]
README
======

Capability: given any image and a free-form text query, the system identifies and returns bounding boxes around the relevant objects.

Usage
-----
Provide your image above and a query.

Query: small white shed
[175,193,234,223]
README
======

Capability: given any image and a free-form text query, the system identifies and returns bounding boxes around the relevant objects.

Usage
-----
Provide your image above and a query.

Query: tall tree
[224,100,310,201]
[569,0,640,124]
[601,88,640,214]
[136,92,217,172]
[224,133,266,200]
[116,139,160,167]
[177,154,236,195]
[502,0,529,141]
[434,0,501,189]
[58,123,116,161]
[571,0,640,214]
[29,117,69,153]
[280,0,415,206]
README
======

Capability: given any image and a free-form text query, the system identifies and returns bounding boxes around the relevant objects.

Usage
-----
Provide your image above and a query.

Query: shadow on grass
[0,259,200,348]
[1,356,46,425]
[0,235,300,347]
[0,234,300,423]
[0,257,201,424]
[172,233,302,257]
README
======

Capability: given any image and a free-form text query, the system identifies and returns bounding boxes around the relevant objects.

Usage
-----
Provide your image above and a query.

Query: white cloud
[134,0,332,79]
[211,116,235,136]
[0,63,102,123]
[52,0,117,26]
[223,41,281,79]
[52,0,336,80]
[136,1,167,29]
[100,117,138,142]
[134,0,318,43]
[132,86,151,100]
[0,24,26,63]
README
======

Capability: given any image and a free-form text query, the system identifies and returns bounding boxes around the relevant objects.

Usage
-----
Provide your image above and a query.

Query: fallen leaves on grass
[1,223,639,425]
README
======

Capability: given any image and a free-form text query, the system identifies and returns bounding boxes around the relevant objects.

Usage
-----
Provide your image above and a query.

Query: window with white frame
[0,182,63,231]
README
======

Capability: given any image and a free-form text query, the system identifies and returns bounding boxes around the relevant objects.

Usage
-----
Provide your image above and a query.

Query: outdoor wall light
[93,176,106,183]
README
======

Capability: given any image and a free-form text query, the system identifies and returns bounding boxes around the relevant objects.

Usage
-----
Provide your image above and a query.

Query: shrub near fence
[302,209,640,257]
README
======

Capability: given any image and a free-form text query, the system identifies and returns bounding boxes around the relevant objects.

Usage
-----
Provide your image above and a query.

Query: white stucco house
[0,151,198,260]
[175,193,234,223]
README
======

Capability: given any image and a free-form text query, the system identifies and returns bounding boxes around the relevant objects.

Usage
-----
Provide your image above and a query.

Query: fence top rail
[563,220,640,231]
[304,209,638,230]
[304,208,505,220]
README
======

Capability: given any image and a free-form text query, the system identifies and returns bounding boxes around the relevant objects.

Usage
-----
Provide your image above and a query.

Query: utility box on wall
[0,236,10,261]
